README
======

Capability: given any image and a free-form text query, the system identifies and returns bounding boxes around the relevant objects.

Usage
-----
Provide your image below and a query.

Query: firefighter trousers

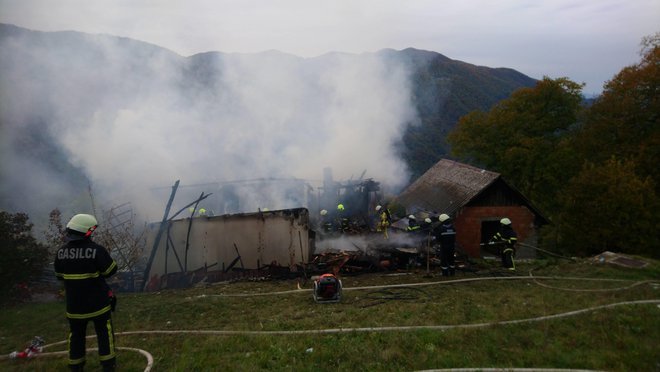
[440,246,455,276]
[67,310,116,371]
[502,248,515,271]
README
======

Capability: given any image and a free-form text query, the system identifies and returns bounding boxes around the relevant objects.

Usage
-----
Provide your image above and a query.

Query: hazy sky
[1,0,658,96]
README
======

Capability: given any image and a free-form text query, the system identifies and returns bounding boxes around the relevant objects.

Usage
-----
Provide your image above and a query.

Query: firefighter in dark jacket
[54,214,118,372]
[434,214,456,276]
[406,215,420,232]
[490,217,518,271]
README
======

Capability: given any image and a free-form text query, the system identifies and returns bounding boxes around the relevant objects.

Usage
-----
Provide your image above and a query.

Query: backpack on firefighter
[313,273,342,303]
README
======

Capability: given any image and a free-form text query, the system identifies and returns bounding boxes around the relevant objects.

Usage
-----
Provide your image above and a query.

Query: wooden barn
[395,159,548,258]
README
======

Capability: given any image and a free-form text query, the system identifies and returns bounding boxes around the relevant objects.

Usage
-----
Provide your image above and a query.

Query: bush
[0,211,50,302]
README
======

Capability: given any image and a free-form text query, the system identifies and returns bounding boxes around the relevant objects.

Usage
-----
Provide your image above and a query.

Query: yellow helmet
[67,214,98,235]
[337,204,345,211]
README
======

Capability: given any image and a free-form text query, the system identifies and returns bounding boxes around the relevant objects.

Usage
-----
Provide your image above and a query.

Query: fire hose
[3,276,658,371]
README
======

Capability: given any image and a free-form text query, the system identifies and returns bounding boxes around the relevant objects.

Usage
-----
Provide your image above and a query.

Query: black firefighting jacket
[54,236,117,319]
[492,225,518,249]
[435,222,457,250]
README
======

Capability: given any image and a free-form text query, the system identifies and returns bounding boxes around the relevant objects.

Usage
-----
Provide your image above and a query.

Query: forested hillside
[448,33,660,256]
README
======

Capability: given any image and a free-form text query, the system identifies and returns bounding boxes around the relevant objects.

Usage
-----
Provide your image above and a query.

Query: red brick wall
[454,206,536,257]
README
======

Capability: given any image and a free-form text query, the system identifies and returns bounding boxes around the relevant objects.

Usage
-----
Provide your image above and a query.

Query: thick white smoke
[1,25,417,224]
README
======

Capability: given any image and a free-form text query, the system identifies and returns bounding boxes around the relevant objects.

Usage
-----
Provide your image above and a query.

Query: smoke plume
[0,25,417,224]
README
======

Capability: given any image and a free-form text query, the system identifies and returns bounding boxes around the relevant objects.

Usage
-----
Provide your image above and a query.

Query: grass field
[1,257,659,371]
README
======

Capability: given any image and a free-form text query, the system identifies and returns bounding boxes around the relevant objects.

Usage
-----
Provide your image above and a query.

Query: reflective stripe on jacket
[54,237,117,319]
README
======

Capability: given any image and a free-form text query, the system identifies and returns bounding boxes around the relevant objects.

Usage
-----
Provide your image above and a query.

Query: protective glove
[108,290,117,312]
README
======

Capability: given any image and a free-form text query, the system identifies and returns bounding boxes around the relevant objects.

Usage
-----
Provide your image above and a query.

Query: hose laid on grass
[15,299,656,372]
[202,275,656,298]
[517,242,576,261]
[417,369,606,372]
[4,275,658,372]
[0,347,153,371]
[114,299,660,335]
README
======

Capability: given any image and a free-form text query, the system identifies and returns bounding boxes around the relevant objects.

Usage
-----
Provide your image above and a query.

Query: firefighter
[406,215,420,232]
[334,204,347,232]
[319,209,330,232]
[434,214,456,276]
[375,204,392,239]
[54,214,118,372]
[490,217,518,271]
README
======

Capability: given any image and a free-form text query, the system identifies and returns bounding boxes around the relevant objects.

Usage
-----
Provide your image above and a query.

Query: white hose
[5,275,658,372]
[416,369,605,372]
[22,299,655,371]
[0,347,153,372]
[111,299,659,335]
[203,275,655,298]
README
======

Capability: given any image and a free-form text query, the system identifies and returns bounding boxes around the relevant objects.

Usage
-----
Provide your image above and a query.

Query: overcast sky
[0,0,658,95]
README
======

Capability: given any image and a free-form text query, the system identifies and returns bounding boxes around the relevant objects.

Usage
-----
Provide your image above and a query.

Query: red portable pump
[313,273,342,303]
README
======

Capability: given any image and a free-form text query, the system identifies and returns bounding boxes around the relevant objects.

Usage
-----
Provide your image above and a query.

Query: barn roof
[396,159,499,215]
[396,159,547,224]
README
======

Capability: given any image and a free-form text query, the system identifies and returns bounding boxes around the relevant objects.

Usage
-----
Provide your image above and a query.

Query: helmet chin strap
[85,225,97,237]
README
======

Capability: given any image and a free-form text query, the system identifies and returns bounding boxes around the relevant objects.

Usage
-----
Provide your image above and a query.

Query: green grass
[1,258,659,371]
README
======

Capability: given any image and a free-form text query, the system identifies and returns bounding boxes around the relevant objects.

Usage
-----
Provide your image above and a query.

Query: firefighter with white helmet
[376,204,392,239]
[319,209,333,233]
[406,214,420,232]
[434,213,456,276]
[54,214,117,372]
[490,217,518,270]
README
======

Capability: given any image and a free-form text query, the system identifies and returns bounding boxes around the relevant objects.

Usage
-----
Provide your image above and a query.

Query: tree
[557,158,660,257]
[573,33,660,193]
[447,77,584,213]
[551,34,660,257]
[0,211,50,302]
[43,208,66,253]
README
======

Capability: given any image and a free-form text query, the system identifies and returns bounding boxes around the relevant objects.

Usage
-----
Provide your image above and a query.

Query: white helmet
[500,218,512,225]
[320,209,328,216]
[439,214,450,222]
[67,214,98,235]
[375,205,382,211]
[408,215,416,220]
[424,218,432,224]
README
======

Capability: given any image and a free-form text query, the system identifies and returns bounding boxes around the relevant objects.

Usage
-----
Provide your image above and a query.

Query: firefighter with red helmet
[54,214,118,372]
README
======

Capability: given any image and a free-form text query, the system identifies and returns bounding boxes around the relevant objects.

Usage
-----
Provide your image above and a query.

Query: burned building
[143,207,313,291]
[395,159,548,258]
[141,171,385,290]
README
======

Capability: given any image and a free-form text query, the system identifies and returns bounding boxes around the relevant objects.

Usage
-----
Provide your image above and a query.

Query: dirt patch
[594,251,648,269]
